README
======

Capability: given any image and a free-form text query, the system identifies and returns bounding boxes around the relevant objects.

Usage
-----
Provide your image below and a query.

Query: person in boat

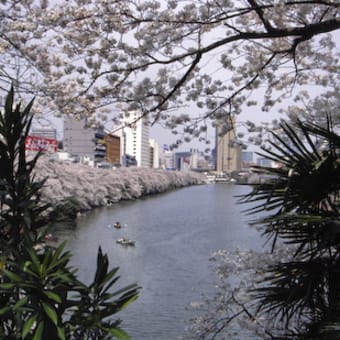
[114,222,122,229]
[116,237,135,245]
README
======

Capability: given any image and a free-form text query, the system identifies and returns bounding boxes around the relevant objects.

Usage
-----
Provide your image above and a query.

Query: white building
[121,111,150,167]
[149,138,160,168]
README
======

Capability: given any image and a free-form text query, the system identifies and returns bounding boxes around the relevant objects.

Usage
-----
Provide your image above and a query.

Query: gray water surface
[56,184,264,339]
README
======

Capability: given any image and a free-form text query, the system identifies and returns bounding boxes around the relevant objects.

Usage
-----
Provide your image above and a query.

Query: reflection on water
[54,184,264,340]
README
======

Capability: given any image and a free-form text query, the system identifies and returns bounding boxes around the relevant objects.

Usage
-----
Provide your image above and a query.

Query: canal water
[55,183,264,339]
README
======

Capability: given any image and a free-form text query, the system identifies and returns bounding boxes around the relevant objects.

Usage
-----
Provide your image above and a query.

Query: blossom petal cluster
[0,0,339,144]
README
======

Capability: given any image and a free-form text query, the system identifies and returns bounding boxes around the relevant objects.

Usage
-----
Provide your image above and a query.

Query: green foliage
[68,247,139,339]
[0,243,74,339]
[0,86,49,256]
[0,243,139,339]
[240,118,340,338]
[0,87,140,339]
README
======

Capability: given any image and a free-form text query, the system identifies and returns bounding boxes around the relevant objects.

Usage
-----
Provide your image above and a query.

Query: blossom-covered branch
[0,0,339,143]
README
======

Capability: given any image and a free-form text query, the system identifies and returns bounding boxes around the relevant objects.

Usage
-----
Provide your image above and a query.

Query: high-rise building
[149,138,160,168]
[121,111,150,167]
[63,117,95,159]
[31,127,57,140]
[216,117,242,173]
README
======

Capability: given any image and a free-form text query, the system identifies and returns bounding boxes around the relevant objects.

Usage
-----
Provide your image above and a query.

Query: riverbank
[35,156,207,220]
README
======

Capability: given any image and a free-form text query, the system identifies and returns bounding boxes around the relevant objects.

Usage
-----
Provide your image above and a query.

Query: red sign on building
[25,135,58,153]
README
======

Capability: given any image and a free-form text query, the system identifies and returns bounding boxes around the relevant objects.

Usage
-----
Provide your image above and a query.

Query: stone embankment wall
[35,157,207,213]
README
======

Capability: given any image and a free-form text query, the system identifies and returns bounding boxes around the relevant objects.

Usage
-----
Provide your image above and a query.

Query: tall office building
[121,111,150,167]
[31,127,57,140]
[149,138,160,168]
[216,117,242,173]
[63,117,95,159]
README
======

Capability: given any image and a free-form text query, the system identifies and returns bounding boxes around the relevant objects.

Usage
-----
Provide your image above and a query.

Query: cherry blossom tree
[283,85,340,126]
[0,1,339,146]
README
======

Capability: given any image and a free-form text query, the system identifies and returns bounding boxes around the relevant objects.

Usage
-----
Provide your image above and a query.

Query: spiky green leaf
[33,321,44,340]
[43,291,62,304]
[22,313,38,338]
[42,302,58,326]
